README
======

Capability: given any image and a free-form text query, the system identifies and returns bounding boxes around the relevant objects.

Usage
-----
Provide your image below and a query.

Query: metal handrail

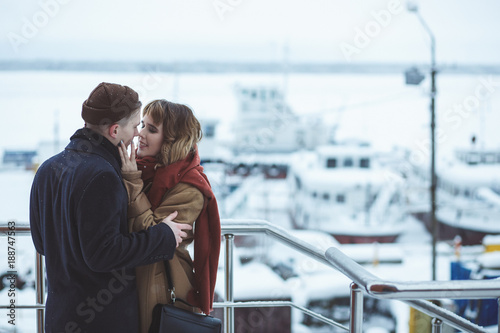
[325,247,498,333]
[221,218,332,266]
[2,220,499,333]
[219,219,496,333]
[218,219,350,332]
[326,247,500,300]
[0,222,44,333]
[212,300,348,331]
[1,220,347,333]
[0,223,30,235]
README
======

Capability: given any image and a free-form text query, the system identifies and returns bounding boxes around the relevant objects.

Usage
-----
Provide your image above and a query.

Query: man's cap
[82,82,141,125]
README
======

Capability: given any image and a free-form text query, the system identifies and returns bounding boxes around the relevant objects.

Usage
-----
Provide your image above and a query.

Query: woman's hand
[119,141,138,172]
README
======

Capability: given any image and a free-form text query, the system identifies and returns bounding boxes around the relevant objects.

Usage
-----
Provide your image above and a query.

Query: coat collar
[66,128,122,174]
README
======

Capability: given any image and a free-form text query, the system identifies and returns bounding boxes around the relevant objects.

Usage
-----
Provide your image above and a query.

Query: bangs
[142,100,165,125]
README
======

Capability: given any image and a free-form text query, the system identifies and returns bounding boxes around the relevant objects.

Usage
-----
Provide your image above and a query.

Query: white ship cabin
[455,148,500,165]
[233,85,297,153]
[198,118,233,164]
[315,145,373,170]
[289,144,404,231]
[232,85,330,154]
[436,149,500,204]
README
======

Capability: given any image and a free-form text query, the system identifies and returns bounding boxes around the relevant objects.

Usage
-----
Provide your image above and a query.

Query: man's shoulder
[34,150,68,178]
[39,148,111,171]
[36,148,120,188]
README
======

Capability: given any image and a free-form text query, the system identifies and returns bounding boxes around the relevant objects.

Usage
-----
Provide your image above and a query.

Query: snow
[298,168,390,191]
[3,71,500,157]
[0,235,38,332]
[0,170,34,222]
[476,187,500,208]
[299,271,352,301]
[215,261,292,301]
[366,328,391,333]
[0,163,495,333]
[341,243,404,264]
[483,235,500,246]
[320,220,407,236]
[315,144,375,158]
[2,71,500,332]
[437,206,500,233]
[439,163,500,189]
[476,252,500,269]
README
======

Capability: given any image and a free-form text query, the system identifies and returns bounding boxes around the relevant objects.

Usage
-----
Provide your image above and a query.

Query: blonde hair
[142,100,202,166]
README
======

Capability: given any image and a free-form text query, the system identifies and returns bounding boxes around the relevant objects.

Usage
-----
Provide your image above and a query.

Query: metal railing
[2,220,500,332]
[218,219,499,333]
[0,223,45,332]
[325,246,500,333]
[216,219,350,332]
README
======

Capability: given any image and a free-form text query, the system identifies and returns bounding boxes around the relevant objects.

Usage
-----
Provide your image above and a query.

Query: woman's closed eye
[141,121,158,133]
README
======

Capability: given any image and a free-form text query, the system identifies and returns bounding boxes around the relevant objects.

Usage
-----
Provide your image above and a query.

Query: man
[30,82,191,332]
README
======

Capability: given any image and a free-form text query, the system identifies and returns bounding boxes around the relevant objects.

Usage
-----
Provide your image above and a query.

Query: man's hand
[119,141,138,173]
[161,211,193,247]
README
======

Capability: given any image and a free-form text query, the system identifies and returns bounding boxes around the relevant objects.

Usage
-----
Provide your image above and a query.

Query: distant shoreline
[1,60,500,74]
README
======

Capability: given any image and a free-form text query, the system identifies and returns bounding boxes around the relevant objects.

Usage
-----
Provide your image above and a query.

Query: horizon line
[1,59,500,74]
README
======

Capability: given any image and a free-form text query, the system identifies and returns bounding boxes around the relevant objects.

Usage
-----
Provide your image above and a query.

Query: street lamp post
[408,4,438,281]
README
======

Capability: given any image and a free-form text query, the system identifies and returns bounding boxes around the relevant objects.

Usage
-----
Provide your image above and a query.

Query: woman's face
[137,114,163,158]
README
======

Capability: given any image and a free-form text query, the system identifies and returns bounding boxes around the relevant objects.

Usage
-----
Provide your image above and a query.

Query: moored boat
[410,148,500,245]
[288,143,408,244]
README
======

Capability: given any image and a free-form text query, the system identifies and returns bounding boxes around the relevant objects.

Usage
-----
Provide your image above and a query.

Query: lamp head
[407,1,419,12]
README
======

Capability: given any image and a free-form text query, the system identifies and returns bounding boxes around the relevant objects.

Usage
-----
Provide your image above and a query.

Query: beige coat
[123,170,204,333]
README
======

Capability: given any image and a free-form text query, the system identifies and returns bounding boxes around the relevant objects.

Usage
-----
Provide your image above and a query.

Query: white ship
[410,147,500,245]
[288,143,408,244]
[229,85,331,179]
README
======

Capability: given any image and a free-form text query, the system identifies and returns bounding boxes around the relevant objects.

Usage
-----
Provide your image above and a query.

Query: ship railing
[2,220,500,333]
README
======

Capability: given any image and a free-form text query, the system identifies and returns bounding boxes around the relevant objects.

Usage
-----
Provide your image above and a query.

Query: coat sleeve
[29,174,44,255]
[122,170,152,218]
[129,183,204,246]
[76,171,177,272]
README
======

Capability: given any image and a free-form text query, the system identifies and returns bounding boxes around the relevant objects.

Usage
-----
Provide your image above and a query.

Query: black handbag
[148,260,222,333]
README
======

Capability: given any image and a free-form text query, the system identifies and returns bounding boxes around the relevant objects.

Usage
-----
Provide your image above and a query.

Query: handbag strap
[162,260,196,309]
[163,260,176,302]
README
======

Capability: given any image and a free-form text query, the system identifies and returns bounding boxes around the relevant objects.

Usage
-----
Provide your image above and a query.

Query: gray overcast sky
[1,0,500,64]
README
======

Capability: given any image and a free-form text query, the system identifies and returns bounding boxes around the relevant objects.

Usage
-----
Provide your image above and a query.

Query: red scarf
[136,150,221,314]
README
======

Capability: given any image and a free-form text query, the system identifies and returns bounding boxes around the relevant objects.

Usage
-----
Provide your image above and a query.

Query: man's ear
[108,124,119,139]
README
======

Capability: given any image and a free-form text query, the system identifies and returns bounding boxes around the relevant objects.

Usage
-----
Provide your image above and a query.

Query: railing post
[224,234,234,333]
[498,298,500,333]
[35,252,45,333]
[431,317,443,333]
[350,282,363,333]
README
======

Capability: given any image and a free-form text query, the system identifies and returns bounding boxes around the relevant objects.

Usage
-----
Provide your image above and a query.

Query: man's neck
[85,124,118,146]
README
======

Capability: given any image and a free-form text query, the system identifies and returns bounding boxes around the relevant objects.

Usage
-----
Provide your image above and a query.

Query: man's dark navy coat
[30,128,177,332]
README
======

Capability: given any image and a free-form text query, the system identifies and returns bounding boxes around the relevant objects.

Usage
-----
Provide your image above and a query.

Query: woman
[119,99,221,333]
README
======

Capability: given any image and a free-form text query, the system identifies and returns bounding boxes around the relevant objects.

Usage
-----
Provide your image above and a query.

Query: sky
[1,0,500,65]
